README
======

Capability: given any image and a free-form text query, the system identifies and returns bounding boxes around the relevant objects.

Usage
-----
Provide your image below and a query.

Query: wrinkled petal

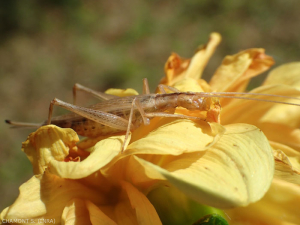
[122,124,274,208]
[22,125,79,175]
[160,33,221,86]
[160,52,190,87]
[225,179,300,225]
[271,142,300,185]
[0,172,109,224]
[209,48,274,94]
[21,125,125,179]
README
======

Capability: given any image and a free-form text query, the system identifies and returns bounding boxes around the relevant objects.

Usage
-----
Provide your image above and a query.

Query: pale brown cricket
[5,78,300,152]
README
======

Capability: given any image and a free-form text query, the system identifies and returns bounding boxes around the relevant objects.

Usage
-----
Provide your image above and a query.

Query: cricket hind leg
[73,78,151,105]
[47,97,151,153]
[73,78,150,105]
[47,98,133,131]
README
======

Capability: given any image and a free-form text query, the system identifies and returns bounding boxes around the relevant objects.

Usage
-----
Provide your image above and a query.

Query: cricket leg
[134,99,151,125]
[5,120,41,128]
[143,78,150,94]
[73,78,151,105]
[122,97,152,152]
[122,98,137,152]
[144,112,204,121]
[73,83,117,105]
[47,98,132,131]
[157,84,180,94]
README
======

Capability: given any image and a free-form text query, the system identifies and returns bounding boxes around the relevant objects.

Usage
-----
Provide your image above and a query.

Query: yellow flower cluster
[1,33,300,225]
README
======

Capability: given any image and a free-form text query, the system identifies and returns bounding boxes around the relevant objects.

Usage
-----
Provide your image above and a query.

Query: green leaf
[192,214,229,225]
[147,185,226,225]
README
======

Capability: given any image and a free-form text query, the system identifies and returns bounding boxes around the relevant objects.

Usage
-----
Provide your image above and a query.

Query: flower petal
[172,78,209,93]
[105,88,139,97]
[225,179,300,225]
[263,62,300,88]
[120,181,162,225]
[209,49,274,93]
[184,33,222,80]
[127,119,225,155]
[86,201,117,225]
[22,125,79,175]
[131,124,274,208]
[61,199,117,225]
[82,181,162,225]
[220,85,300,150]
[271,141,300,185]
[160,33,221,86]
[62,199,92,225]
[48,135,123,179]
[0,172,109,224]
[221,85,300,128]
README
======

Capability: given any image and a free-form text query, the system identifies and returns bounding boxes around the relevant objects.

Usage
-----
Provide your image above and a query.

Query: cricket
[5,78,300,152]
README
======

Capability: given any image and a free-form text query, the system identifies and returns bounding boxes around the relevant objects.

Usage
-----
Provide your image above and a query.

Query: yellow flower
[161,32,300,224]
[1,33,293,224]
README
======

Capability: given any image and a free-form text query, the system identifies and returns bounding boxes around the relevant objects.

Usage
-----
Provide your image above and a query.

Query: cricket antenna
[5,120,42,128]
[197,92,300,107]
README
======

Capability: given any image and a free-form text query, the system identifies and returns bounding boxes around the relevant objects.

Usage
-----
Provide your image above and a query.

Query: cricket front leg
[122,97,151,152]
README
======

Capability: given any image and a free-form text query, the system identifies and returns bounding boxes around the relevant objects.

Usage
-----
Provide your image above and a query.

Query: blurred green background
[1,0,300,210]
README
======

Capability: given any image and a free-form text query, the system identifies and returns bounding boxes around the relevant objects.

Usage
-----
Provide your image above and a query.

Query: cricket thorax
[177,93,209,111]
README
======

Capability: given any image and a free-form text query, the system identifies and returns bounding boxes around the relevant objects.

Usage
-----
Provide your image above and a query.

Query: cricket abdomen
[51,117,125,137]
